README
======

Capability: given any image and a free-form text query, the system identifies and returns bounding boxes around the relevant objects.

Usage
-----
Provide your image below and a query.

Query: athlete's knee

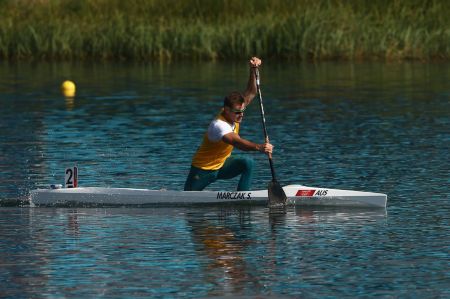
[185,167,217,191]
[184,180,192,191]
[184,175,193,191]
[240,157,254,171]
[185,174,204,191]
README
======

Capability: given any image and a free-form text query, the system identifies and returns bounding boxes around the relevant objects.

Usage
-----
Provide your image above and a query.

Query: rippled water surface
[0,61,449,298]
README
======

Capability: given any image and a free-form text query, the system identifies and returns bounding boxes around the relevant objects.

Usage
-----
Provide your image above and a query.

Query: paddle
[254,68,287,209]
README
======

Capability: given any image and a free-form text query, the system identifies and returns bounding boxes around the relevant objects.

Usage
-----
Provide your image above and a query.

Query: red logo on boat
[295,190,315,197]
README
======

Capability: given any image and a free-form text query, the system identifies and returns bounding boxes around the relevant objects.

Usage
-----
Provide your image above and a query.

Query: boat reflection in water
[185,206,386,295]
[186,208,260,294]
[3,204,386,298]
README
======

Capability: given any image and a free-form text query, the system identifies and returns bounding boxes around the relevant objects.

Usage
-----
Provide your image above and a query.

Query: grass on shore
[0,0,449,61]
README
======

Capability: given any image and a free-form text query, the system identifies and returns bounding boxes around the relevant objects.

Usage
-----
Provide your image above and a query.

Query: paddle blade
[268,180,287,208]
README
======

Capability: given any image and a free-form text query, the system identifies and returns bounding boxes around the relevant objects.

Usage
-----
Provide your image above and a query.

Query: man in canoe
[184,57,273,191]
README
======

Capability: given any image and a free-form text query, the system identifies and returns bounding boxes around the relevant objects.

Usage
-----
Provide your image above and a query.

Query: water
[0,61,449,297]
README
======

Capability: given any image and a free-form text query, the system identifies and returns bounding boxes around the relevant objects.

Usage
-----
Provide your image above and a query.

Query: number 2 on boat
[65,166,78,188]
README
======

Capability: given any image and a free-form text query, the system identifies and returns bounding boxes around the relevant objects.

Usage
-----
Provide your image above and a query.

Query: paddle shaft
[254,68,278,181]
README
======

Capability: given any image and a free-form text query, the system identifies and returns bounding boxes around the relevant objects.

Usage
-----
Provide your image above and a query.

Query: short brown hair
[224,91,245,108]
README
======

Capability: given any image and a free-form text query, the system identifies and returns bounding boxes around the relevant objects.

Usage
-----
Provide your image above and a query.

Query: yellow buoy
[61,80,76,98]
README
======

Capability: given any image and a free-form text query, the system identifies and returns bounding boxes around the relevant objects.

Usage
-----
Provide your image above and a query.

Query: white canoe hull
[30,185,387,208]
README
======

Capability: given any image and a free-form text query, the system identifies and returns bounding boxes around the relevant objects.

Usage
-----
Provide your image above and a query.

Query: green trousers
[184,156,254,191]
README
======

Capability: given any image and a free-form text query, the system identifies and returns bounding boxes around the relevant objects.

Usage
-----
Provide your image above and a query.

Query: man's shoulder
[210,118,232,129]
[208,119,233,136]
[207,118,234,142]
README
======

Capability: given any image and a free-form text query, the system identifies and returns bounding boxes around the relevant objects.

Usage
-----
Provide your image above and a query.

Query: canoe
[30,185,387,208]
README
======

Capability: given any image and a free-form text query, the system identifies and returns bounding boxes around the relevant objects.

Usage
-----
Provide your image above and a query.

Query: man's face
[225,103,246,123]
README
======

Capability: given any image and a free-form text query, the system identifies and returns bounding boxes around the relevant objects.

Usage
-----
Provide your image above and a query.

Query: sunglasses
[229,107,246,114]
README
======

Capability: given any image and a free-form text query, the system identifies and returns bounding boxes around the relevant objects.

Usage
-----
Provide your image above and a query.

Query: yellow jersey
[192,113,240,170]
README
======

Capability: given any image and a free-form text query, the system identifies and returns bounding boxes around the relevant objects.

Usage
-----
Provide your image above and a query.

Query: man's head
[223,91,246,123]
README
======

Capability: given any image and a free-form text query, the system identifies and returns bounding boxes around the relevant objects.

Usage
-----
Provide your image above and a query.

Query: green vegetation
[0,0,449,61]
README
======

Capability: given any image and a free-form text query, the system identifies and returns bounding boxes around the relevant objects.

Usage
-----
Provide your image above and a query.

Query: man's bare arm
[242,57,261,106]
[222,132,272,154]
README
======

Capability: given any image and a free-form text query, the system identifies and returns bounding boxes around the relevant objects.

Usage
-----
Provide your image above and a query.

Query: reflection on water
[187,209,259,295]
[1,207,394,298]
[1,202,448,298]
[0,61,449,297]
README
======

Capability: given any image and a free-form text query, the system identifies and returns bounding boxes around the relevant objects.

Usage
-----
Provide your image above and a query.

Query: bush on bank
[0,0,449,61]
